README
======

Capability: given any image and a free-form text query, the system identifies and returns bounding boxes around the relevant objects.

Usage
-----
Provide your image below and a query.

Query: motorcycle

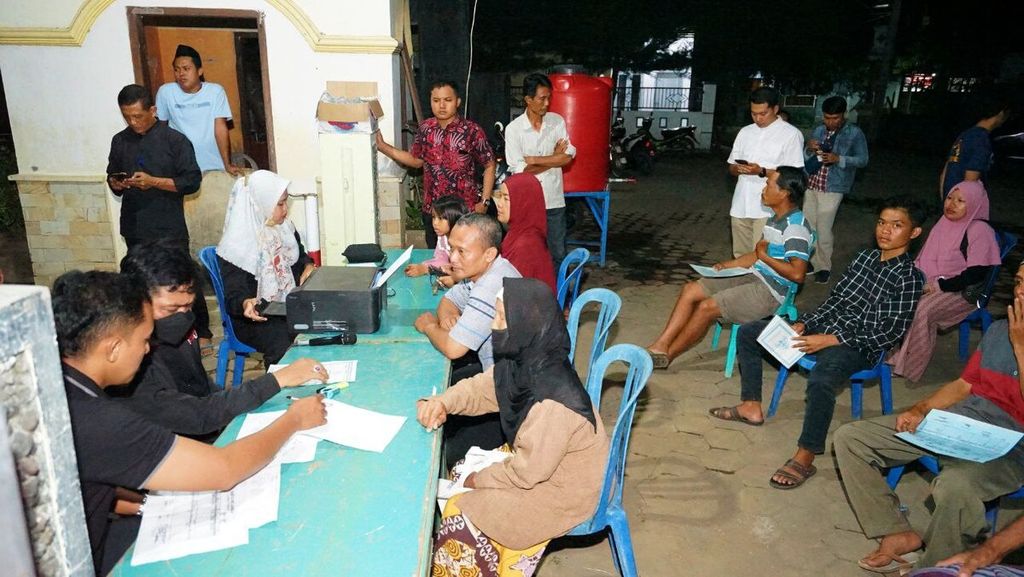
[637,113,699,157]
[610,116,655,175]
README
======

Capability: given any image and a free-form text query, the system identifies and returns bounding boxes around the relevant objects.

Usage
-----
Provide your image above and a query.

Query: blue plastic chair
[198,246,258,389]
[566,344,653,577]
[767,351,892,419]
[567,288,622,381]
[958,230,1018,361]
[886,455,1024,530]
[557,247,591,311]
[711,284,798,378]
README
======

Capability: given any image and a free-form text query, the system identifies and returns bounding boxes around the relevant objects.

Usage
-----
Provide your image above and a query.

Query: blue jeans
[546,207,567,268]
[737,319,870,454]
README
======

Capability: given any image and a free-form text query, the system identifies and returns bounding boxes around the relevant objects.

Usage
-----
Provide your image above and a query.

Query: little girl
[404,195,468,288]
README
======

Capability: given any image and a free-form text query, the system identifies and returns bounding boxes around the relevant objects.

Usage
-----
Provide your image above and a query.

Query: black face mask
[153,310,196,345]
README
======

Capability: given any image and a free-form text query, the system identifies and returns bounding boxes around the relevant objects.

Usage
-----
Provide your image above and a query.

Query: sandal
[769,458,817,490]
[647,349,670,370]
[857,551,920,574]
[708,406,763,426]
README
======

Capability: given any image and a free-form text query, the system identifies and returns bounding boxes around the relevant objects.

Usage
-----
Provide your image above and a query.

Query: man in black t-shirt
[116,241,324,438]
[52,270,327,575]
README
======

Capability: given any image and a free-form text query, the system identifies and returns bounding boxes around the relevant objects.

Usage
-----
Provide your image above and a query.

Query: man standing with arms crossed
[504,73,576,268]
[727,87,805,258]
[377,80,496,249]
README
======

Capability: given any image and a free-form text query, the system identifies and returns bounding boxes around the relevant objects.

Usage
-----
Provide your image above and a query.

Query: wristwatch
[759,167,767,178]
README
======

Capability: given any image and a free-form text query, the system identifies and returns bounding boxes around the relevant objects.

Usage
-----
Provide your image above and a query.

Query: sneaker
[814,270,831,284]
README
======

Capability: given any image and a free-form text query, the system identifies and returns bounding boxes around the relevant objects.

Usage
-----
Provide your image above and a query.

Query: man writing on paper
[414,213,521,461]
[646,167,812,370]
[833,261,1024,574]
[115,240,326,438]
[710,197,925,493]
[53,270,326,575]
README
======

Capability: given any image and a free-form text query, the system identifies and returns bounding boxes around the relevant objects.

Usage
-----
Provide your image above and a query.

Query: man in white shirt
[727,87,805,258]
[504,73,576,267]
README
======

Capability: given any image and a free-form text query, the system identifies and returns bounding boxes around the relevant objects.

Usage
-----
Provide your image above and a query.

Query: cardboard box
[316,81,385,123]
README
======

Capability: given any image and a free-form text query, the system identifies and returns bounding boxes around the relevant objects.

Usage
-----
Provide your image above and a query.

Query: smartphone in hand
[109,172,129,181]
[734,159,749,165]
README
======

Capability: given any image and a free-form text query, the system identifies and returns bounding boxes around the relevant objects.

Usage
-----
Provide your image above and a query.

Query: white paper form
[436,446,511,511]
[895,410,1024,463]
[690,264,753,278]
[132,462,284,566]
[131,490,249,565]
[267,360,358,385]
[756,315,805,368]
[237,411,319,464]
[300,399,406,453]
[374,245,414,288]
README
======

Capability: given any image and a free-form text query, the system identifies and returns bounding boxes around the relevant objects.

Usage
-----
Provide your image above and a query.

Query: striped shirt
[752,209,813,300]
[800,249,925,359]
[445,256,522,368]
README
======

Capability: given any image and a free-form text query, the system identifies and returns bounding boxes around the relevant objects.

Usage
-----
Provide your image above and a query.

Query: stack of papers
[436,446,510,511]
[300,399,407,453]
[895,410,1024,463]
[132,460,282,565]
[268,360,358,386]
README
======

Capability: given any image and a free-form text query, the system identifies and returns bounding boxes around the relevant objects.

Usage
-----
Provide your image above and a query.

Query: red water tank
[549,72,612,192]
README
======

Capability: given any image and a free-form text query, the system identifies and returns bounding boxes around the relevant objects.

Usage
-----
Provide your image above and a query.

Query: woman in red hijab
[494,173,557,293]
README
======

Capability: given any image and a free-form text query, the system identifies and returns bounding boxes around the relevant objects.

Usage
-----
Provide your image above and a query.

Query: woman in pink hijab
[889,180,1002,381]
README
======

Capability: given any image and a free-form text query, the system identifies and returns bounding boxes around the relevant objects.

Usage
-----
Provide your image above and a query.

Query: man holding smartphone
[106,84,210,341]
[727,87,805,258]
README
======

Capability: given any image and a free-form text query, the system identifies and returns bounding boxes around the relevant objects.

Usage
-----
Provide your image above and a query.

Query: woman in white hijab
[216,170,315,364]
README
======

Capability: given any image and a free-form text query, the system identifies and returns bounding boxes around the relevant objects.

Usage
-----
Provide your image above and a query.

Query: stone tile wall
[14,178,117,288]
[377,174,405,248]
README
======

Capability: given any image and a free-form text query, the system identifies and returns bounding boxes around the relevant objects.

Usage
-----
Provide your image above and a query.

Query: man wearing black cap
[156,44,239,175]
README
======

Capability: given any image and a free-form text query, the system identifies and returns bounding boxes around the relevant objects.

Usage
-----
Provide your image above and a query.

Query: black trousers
[125,237,213,339]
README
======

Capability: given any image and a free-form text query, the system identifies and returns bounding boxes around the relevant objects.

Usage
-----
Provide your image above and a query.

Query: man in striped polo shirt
[647,166,813,369]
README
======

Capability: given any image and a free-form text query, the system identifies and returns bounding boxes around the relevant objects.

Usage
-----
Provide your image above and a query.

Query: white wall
[0,0,403,233]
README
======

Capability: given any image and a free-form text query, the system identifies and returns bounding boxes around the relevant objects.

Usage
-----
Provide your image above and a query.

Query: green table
[113,279,451,575]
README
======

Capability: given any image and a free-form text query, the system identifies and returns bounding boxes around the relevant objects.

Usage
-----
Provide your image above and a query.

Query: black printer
[285,266,385,333]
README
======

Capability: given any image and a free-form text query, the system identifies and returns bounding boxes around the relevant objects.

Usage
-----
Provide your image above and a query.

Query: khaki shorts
[698,275,781,325]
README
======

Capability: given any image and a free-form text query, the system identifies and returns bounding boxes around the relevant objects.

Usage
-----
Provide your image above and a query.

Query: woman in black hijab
[417,278,609,577]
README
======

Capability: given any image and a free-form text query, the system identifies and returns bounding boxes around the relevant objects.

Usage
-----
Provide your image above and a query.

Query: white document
[132,462,284,565]
[132,490,250,565]
[374,245,413,288]
[436,446,511,511]
[300,399,407,453]
[896,410,1024,463]
[267,360,358,385]
[690,263,753,278]
[756,315,805,368]
[237,411,319,464]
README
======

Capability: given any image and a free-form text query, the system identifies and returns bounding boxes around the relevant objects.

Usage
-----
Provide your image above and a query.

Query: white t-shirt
[156,82,233,172]
[727,119,805,218]
[505,111,577,210]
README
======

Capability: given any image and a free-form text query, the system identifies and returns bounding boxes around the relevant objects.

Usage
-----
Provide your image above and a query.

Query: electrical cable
[465,0,479,116]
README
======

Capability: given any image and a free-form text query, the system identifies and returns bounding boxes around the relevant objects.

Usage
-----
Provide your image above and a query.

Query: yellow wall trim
[0,0,399,54]
[9,173,107,183]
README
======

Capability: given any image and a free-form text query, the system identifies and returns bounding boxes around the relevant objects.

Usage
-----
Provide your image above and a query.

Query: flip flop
[857,551,920,574]
[708,406,764,426]
[647,350,670,370]
[769,458,817,490]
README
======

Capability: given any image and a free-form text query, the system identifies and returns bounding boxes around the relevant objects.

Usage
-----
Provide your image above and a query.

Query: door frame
[125,6,276,171]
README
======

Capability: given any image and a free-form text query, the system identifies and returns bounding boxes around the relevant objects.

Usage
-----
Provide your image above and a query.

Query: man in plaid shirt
[710,196,926,490]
